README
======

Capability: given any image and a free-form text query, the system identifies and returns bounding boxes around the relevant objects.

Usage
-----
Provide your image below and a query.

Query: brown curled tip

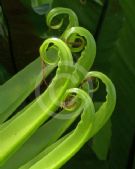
[61,95,76,110]
[80,77,94,87]
[71,38,83,48]
[64,38,83,48]
[80,77,99,93]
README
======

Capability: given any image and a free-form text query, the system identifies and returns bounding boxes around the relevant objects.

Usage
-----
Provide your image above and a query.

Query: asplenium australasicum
[0,7,116,169]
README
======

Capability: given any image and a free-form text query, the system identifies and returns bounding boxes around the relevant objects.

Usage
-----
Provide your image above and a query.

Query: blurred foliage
[0,6,8,40]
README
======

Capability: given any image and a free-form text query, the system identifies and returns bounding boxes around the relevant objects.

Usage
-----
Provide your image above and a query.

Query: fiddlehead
[63,26,96,86]
[46,7,79,37]
[41,7,79,85]
[19,88,95,169]
[0,38,74,165]
[84,71,116,137]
